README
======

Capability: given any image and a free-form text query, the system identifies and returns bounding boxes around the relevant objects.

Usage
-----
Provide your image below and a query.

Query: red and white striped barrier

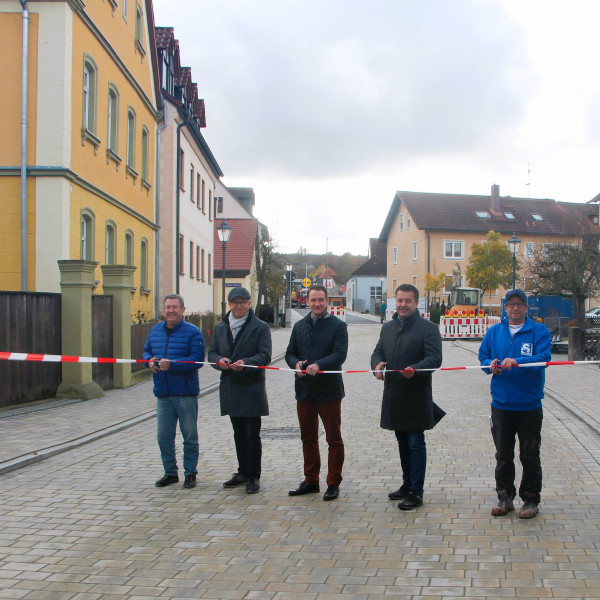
[329,305,345,321]
[439,316,501,339]
[1,351,598,374]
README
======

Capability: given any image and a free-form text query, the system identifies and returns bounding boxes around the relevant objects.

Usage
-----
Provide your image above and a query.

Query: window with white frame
[406,215,411,230]
[126,108,136,169]
[393,247,398,264]
[392,278,398,294]
[444,239,464,259]
[82,57,98,134]
[370,286,383,299]
[189,240,194,278]
[135,4,146,56]
[412,241,418,261]
[125,230,134,265]
[107,85,119,153]
[398,213,404,232]
[190,165,195,202]
[201,248,205,281]
[105,222,116,264]
[141,126,149,183]
[81,210,95,260]
[524,242,535,258]
[140,238,148,290]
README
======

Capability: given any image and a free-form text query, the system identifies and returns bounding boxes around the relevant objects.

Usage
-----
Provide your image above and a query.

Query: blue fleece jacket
[143,319,205,398]
[478,317,551,411]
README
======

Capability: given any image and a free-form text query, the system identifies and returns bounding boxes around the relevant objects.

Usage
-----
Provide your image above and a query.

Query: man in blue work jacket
[479,289,551,519]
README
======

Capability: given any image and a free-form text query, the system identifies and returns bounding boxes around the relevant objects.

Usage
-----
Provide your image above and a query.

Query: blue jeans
[156,395,199,476]
[394,430,426,498]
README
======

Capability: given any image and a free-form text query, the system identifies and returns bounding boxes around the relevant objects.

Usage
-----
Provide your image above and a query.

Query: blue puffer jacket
[479,317,551,411]
[143,319,205,398]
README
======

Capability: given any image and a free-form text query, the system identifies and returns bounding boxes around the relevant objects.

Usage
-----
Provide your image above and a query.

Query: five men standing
[479,289,551,519]
[371,284,443,510]
[285,284,349,501]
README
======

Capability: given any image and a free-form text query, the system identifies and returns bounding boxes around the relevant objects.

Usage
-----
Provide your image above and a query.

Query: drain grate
[261,426,301,439]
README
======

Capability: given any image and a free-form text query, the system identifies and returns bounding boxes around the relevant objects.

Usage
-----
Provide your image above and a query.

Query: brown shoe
[518,501,539,519]
[491,494,514,516]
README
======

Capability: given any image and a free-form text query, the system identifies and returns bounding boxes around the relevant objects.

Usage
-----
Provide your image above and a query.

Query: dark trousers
[394,430,427,498]
[230,416,262,480]
[490,406,543,503]
[296,398,344,487]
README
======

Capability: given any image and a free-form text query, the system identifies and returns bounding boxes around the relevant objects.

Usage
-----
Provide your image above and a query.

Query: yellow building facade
[0,0,161,318]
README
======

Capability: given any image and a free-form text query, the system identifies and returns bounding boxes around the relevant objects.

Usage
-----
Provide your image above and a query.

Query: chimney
[491,184,500,212]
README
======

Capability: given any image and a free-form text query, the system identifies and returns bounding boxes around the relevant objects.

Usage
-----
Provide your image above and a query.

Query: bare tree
[526,242,600,328]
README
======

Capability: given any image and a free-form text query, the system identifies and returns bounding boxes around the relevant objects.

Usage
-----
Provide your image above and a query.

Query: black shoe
[388,484,410,501]
[398,491,423,510]
[491,492,514,516]
[246,478,260,494]
[288,481,320,496]
[155,474,179,488]
[323,485,339,501]
[183,474,196,489]
[223,473,248,488]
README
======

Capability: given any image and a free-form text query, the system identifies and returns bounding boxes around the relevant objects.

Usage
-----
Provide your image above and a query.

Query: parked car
[585,306,600,319]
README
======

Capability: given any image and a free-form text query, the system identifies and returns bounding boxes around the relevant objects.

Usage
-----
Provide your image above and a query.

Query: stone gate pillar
[56,260,104,399]
[101,264,137,388]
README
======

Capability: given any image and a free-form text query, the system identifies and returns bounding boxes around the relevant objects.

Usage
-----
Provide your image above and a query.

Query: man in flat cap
[208,287,272,494]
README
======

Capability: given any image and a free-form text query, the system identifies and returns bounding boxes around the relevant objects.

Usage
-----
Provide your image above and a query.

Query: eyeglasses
[505,302,526,309]
[229,300,249,307]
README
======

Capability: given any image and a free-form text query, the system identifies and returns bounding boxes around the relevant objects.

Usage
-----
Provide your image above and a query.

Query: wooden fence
[0,291,61,408]
[92,295,113,389]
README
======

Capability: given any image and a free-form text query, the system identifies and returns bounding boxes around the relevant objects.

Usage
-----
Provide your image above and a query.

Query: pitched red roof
[214,219,258,276]
[379,190,600,241]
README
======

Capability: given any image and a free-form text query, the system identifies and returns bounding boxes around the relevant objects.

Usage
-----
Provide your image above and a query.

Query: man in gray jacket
[371,284,443,510]
[208,288,272,494]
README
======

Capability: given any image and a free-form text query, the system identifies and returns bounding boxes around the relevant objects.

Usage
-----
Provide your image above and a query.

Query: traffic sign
[302,277,312,288]
[340,286,346,293]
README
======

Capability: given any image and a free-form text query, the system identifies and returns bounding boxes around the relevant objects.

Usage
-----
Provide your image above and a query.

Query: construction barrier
[439,315,501,339]
[329,305,346,321]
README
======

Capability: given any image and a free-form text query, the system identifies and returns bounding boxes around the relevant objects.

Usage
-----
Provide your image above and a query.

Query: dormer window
[531,213,543,221]
[475,211,491,219]
[503,212,515,220]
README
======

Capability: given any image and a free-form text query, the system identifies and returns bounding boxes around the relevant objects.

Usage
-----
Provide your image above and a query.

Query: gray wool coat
[208,309,272,417]
[370,310,443,431]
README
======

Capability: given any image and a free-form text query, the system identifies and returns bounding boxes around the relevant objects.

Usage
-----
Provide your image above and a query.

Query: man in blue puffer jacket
[143,294,205,489]
[479,289,551,519]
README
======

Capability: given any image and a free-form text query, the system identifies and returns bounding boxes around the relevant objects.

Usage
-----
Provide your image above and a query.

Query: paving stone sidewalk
[0,320,599,599]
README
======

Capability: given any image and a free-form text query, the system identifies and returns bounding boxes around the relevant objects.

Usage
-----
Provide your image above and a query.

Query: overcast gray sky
[152,0,600,255]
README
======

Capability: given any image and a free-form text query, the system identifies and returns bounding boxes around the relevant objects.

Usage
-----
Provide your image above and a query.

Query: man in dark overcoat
[208,287,271,494]
[371,283,443,510]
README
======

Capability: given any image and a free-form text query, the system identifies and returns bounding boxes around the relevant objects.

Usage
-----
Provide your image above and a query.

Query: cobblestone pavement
[0,317,599,599]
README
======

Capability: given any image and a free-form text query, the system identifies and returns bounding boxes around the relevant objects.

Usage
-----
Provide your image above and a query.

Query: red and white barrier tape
[0,352,598,374]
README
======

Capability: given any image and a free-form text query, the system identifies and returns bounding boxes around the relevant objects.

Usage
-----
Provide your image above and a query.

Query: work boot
[518,500,539,519]
[491,492,514,516]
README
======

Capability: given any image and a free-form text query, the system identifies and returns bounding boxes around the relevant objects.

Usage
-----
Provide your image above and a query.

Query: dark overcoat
[285,312,348,402]
[370,310,442,431]
[207,309,271,417]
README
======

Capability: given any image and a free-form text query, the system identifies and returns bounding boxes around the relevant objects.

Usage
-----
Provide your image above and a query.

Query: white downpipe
[20,0,29,291]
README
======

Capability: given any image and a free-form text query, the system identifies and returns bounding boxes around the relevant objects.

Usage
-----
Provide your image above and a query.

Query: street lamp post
[508,233,521,290]
[216,220,232,320]
[285,263,293,326]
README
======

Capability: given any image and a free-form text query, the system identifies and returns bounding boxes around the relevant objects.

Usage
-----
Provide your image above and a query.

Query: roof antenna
[526,162,532,198]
